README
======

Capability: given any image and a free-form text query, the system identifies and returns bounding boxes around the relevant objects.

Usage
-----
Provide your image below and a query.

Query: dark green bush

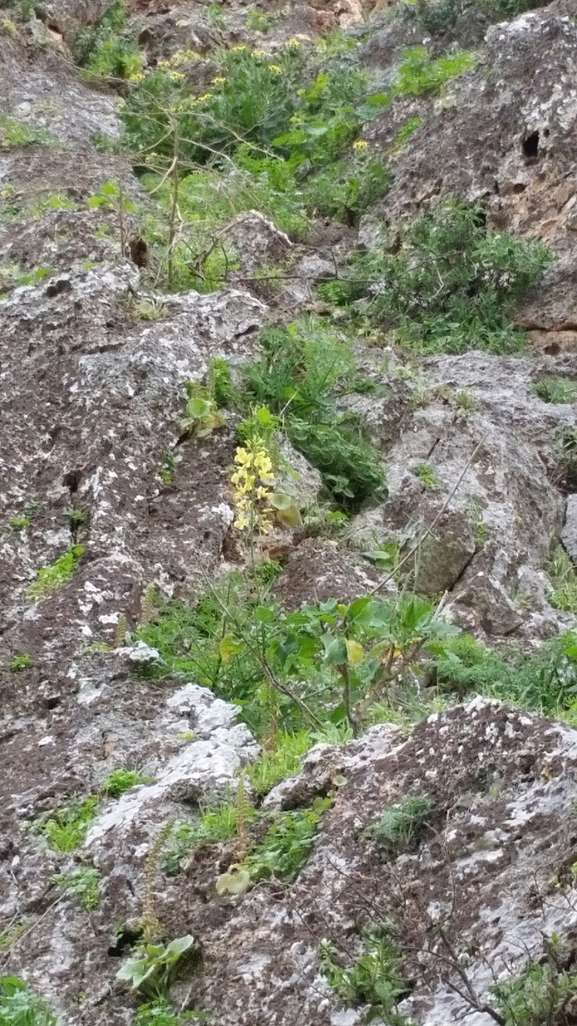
[339,200,549,354]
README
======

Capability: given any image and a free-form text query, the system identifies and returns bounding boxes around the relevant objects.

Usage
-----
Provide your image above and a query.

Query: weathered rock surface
[4,0,577,1023]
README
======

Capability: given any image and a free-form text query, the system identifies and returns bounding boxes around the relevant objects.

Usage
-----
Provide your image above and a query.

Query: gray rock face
[4,2,577,1024]
[9,698,577,1026]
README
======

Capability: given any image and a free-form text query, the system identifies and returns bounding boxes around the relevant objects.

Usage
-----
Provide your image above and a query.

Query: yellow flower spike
[353,139,369,152]
[212,76,227,84]
[197,93,213,102]
[287,38,300,48]
[268,64,283,74]
[232,44,247,51]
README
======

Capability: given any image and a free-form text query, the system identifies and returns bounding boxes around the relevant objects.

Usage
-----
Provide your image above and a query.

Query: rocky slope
[3,0,577,1023]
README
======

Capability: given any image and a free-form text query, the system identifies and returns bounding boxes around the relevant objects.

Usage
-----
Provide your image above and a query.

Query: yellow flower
[128,71,144,81]
[212,76,226,84]
[232,44,247,51]
[197,93,213,102]
[353,139,369,152]
[287,38,300,48]
[268,64,282,74]
[169,71,185,80]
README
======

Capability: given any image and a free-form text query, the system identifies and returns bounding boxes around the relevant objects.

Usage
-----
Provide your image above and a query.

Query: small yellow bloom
[232,44,247,51]
[128,71,144,81]
[287,38,300,48]
[268,64,282,74]
[253,49,267,57]
[169,71,185,80]
[197,93,213,102]
[212,76,227,84]
[353,139,369,152]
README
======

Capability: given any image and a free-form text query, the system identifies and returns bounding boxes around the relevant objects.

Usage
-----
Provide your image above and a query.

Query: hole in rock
[522,131,540,159]
[62,470,81,494]
[108,928,143,957]
[512,183,527,194]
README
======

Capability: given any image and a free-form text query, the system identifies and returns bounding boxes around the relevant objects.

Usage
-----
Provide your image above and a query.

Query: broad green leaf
[323,636,347,666]
[186,397,212,419]
[165,935,194,956]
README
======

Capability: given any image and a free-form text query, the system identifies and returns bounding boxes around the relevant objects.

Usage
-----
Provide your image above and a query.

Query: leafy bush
[70,0,143,79]
[342,200,549,354]
[41,795,99,852]
[245,798,331,883]
[396,0,461,35]
[490,939,577,1026]
[241,321,386,509]
[0,977,57,1026]
[433,630,577,715]
[320,928,409,1022]
[393,47,475,96]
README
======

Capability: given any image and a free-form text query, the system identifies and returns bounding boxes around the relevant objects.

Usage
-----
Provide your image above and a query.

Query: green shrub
[241,321,386,509]
[320,928,409,1022]
[393,47,476,97]
[396,0,460,35]
[103,769,150,797]
[41,795,99,852]
[0,116,58,149]
[0,976,57,1026]
[432,630,577,715]
[490,939,577,1026]
[344,200,549,354]
[70,0,143,79]
[245,798,331,882]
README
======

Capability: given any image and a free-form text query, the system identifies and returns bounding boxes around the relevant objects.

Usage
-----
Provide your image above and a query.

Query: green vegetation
[364,793,433,854]
[490,937,577,1025]
[412,462,439,490]
[26,544,84,601]
[138,581,458,739]
[0,976,57,1026]
[53,867,101,910]
[116,935,194,993]
[9,654,33,672]
[248,731,313,795]
[164,796,256,876]
[69,0,143,79]
[245,798,331,883]
[238,320,387,510]
[336,200,549,354]
[245,9,271,32]
[41,795,99,853]
[546,546,577,615]
[393,47,476,97]
[0,115,58,149]
[533,375,577,404]
[102,769,151,798]
[320,928,410,1024]
[135,1000,211,1024]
